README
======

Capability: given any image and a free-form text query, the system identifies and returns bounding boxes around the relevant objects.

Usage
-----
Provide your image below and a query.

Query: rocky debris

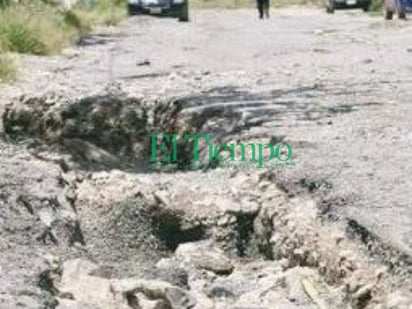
[0,135,84,308]
[73,194,170,278]
[111,278,196,309]
[73,169,268,260]
[1,111,410,309]
[2,92,216,171]
[2,7,412,309]
[282,267,320,306]
[206,261,279,300]
[64,162,411,309]
[1,86,411,309]
[149,184,264,259]
[3,94,149,170]
[383,290,412,309]
[211,196,260,216]
[254,174,412,309]
[59,271,117,308]
[152,263,189,290]
[1,113,409,309]
[0,157,81,246]
[209,264,327,309]
[49,258,196,309]
[152,242,344,309]
[175,241,234,275]
[47,255,338,309]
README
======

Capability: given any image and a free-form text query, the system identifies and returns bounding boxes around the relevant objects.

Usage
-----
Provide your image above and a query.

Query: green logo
[149,134,295,169]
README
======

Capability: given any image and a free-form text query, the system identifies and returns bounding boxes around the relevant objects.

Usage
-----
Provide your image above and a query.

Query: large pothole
[2,91,262,173]
[3,91,411,309]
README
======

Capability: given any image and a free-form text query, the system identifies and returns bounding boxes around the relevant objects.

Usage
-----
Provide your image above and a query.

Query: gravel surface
[1,7,412,308]
[5,7,410,256]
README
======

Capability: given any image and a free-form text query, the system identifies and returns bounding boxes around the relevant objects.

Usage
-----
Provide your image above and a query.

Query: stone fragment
[110,278,196,309]
[175,241,234,275]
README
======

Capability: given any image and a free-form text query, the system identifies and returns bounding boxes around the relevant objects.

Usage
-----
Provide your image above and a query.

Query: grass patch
[0,53,17,82]
[0,0,126,82]
[72,0,126,27]
[369,0,383,12]
[0,0,126,56]
[0,2,79,55]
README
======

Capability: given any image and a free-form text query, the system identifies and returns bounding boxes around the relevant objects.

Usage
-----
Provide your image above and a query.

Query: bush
[0,0,10,7]
[63,8,92,35]
[0,23,46,54]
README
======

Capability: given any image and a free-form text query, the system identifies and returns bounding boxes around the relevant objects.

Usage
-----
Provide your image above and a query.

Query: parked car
[325,0,372,13]
[127,0,189,22]
[384,0,412,19]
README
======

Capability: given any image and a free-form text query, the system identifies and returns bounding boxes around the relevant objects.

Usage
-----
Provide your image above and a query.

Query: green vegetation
[71,0,126,28]
[0,53,16,82]
[0,2,74,55]
[370,0,383,12]
[0,0,126,81]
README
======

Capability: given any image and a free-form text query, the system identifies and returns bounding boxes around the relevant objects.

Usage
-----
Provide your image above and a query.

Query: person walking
[257,0,270,19]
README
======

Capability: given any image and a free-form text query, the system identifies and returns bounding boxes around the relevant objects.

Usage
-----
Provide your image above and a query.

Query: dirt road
[1,7,412,309]
[3,7,412,258]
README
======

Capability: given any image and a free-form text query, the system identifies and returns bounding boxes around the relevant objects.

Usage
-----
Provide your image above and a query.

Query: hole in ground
[152,210,208,251]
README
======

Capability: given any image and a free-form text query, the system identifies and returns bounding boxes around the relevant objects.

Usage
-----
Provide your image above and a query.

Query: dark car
[384,0,412,19]
[325,0,372,13]
[127,0,189,22]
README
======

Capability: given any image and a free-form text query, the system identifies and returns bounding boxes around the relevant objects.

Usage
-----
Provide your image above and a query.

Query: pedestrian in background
[257,0,270,19]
